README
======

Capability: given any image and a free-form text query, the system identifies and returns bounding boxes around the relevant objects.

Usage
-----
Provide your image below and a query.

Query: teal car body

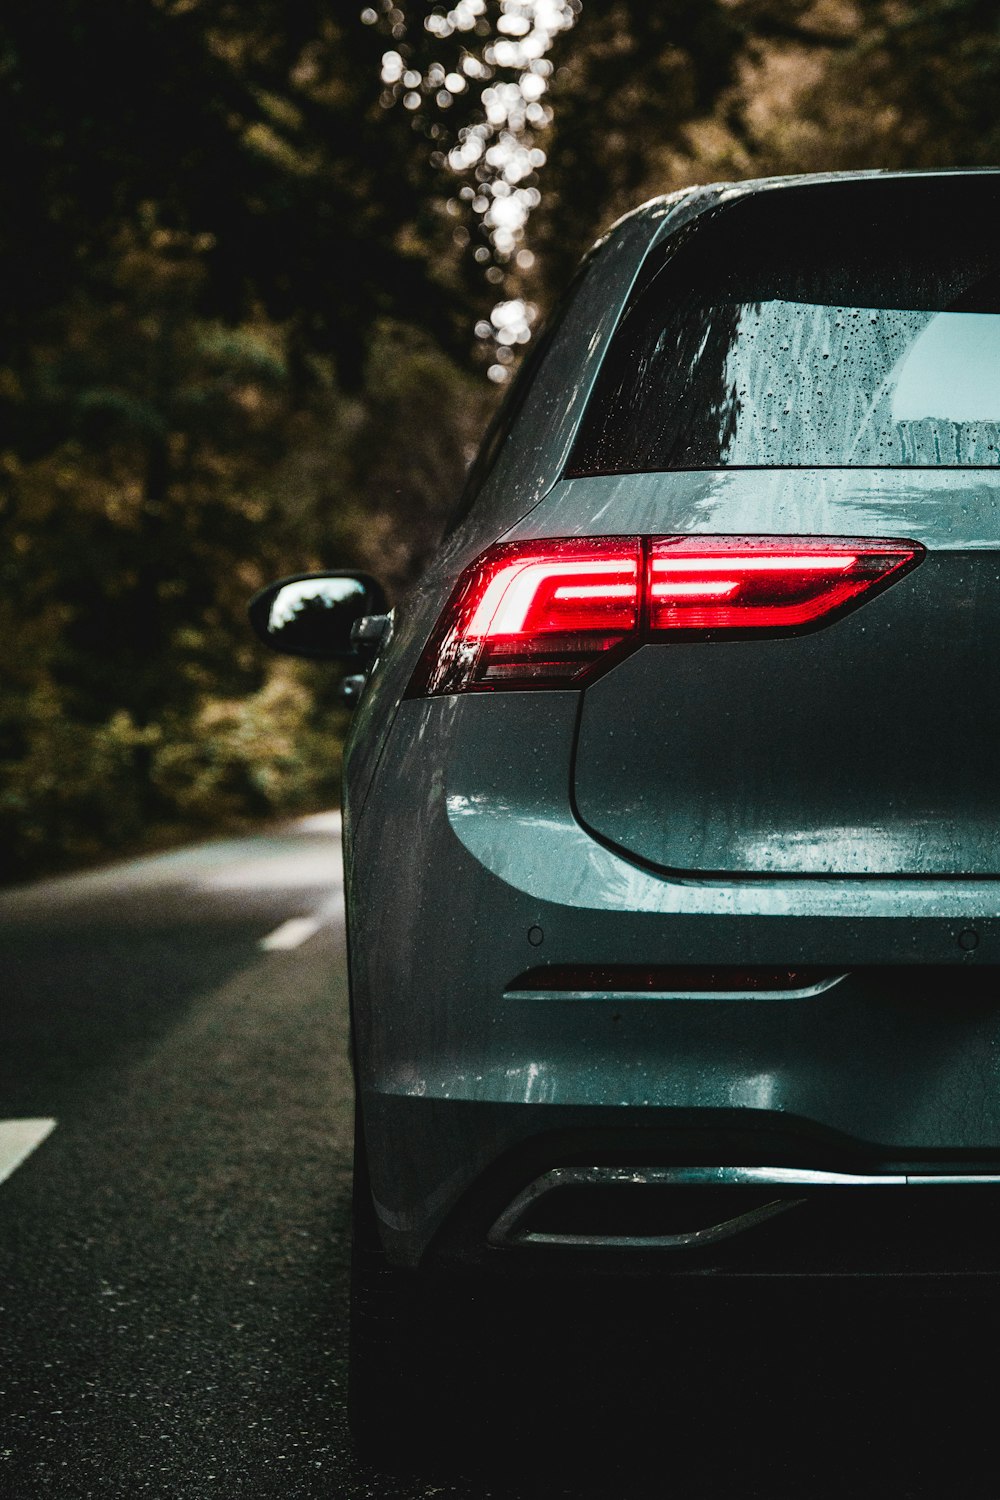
[343,169,1000,1273]
[253,168,1000,1449]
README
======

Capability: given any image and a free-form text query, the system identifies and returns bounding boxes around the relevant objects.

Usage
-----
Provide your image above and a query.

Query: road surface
[0,817,993,1497]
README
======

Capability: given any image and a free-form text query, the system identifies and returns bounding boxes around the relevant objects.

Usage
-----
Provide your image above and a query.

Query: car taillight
[409,537,641,696]
[647,536,921,631]
[407,534,923,696]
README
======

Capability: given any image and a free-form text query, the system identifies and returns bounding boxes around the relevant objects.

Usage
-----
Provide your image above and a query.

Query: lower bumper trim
[487,1165,1000,1250]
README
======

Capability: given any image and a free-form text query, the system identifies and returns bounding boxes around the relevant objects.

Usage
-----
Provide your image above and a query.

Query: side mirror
[247,572,389,660]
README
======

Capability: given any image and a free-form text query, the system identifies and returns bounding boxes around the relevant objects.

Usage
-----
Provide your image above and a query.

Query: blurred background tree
[1,0,995,879]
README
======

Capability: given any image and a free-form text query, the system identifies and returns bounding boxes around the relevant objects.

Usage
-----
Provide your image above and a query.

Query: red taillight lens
[648,536,921,632]
[407,534,923,696]
[410,537,641,696]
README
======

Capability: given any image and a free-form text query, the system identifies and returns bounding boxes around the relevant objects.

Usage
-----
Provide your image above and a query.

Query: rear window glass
[567,176,1000,473]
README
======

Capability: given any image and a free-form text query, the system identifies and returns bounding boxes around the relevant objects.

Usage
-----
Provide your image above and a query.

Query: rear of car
[345,171,1000,1442]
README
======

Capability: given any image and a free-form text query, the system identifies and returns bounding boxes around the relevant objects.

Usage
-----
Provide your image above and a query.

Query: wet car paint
[343,169,1000,1271]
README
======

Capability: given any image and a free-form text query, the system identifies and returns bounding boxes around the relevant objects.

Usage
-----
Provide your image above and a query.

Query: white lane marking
[259,891,342,952]
[260,916,324,951]
[0,1119,56,1186]
[294,810,342,833]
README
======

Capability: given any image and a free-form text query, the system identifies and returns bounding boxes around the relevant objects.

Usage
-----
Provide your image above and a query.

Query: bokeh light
[374,0,580,379]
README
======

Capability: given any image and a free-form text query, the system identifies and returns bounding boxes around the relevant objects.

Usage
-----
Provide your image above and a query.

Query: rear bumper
[360,1091,1000,1279]
[349,694,1000,1267]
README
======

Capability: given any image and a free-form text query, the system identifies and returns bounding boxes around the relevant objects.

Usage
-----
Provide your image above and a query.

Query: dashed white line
[0,1119,56,1186]
[293,810,342,834]
[259,916,324,951]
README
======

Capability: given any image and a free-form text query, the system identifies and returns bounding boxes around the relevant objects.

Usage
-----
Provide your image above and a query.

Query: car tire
[347,1109,429,1467]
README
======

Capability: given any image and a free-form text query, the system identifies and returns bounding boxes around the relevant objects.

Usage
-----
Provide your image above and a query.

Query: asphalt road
[1,817,997,1498]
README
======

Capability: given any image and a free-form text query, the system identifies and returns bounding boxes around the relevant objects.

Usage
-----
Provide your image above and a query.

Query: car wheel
[347,1110,430,1467]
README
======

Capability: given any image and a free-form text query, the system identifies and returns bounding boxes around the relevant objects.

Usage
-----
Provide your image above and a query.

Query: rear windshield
[567,176,1000,473]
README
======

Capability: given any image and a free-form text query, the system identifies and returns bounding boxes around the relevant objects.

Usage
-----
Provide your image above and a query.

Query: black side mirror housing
[247,572,389,660]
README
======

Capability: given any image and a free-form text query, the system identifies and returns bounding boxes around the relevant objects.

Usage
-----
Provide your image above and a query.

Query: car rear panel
[346,172,1000,1271]
[350,685,1000,1264]
[575,562,1000,876]
[505,470,1000,875]
[350,476,1000,1266]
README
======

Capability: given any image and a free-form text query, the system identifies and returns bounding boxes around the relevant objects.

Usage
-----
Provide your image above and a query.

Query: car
[250,168,1000,1453]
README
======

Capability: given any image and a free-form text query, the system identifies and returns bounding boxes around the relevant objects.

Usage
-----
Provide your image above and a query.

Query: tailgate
[573,546,1000,877]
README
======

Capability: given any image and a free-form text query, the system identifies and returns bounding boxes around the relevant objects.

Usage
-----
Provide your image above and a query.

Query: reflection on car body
[251,168,1000,1457]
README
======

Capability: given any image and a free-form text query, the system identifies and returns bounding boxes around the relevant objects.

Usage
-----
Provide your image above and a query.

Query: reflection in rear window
[567,176,1000,472]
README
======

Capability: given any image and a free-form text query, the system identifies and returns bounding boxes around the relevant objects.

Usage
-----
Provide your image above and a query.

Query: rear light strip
[407,534,923,696]
[507,965,843,997]
[468,555,639,636]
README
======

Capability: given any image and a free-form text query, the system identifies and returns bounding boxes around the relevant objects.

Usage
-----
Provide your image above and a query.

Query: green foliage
[639,1,1000,190]
[0,688,157,881]
[151,662,346,827]
[532,0,744,293]
[346,321,495,590]
[0,663,345,882]
[0,185,480,880]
